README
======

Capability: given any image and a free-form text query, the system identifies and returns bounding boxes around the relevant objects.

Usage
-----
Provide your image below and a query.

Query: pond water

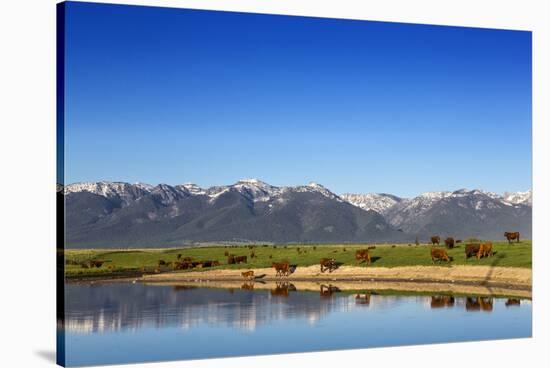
[60,282,531,367]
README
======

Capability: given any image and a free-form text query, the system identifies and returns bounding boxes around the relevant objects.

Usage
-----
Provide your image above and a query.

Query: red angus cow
[504,232,520,243]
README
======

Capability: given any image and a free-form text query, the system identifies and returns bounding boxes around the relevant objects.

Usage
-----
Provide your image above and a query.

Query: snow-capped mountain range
[341,189,531,214]
[61,179,531,247]
[64,179,344,205]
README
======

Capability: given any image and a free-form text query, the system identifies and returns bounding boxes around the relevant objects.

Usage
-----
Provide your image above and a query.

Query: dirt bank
[140,265,531,293]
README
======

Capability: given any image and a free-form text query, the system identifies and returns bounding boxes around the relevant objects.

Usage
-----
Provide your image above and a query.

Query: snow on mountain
[503,190,532,206]
[64,178,345,205]
[340,193,402,214]
[64,180,532,214]
[231,179,282,202]
[292,182,344,202]
[64,181,151,205]
[176,183,206,196]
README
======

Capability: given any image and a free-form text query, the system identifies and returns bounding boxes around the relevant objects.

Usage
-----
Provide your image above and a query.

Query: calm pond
[60,282,531,367]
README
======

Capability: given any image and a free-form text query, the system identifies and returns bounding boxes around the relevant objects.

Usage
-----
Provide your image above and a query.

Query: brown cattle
[444,237,455,249]
[355,249,371,265]
[476,242,493,259]
[431,248,451,263]
[201,260,218,268]
[90,260,105,268]
[504,231,520,243]
[430,236,441,246]
[465,243,481,258]
[272,262,290,277]
[173,261,192,270]
[320,258,336,273]
[241,270,254,280]
[227,255,235,264]
[234,255,248,264]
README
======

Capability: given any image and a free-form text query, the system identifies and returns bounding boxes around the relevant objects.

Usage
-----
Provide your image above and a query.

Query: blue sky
[63,2,532,197]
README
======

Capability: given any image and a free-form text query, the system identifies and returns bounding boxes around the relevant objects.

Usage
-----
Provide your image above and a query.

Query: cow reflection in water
[466,297,493,312]
[505,298,521,307]
[355,293,371,305]
[241,282,254,290]
[270,282,297,297]
[430,296,455,309]
[320,284,341,298]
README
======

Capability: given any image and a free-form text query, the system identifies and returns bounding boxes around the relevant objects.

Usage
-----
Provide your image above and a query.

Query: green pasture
[64,240,532,280]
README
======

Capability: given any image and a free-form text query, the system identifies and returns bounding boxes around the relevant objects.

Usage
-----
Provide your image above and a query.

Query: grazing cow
[430,236,441,246]
[90,260,104,268]
[476,242,493,259]
[504,232,520,243]
[355,249,371,265]
[465,243,481,258]
[201,260,217,268]
[320,258,336,273]
[227,255,235,264]
[456,239,462,244]
[241,270,254,280]
[272,262,290,277]
[157,260,167,266]
[430,296,455,308]
[505,298,521,307]
[444,237,455,249]
[430,248,451,263]
[234,255,248,264]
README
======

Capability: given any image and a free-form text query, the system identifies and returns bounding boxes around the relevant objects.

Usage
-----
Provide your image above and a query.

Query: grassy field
[64,240,532,280]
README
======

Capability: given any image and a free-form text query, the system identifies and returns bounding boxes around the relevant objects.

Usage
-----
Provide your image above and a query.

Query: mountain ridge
[62,179,531,247]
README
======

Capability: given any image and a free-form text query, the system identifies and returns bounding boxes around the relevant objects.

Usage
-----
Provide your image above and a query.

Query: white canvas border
[0,1,548,367]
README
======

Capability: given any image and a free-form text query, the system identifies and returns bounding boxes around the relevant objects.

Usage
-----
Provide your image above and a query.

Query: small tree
[415,236,420,246]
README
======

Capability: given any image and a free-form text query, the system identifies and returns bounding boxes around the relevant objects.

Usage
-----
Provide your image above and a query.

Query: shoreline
[67,265,532,298]
[141,265,531,286]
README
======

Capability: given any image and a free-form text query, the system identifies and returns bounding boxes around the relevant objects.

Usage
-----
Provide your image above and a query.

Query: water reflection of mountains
[62,283,528,334]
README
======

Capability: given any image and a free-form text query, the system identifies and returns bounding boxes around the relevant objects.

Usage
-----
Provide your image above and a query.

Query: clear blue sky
[63,2,532,197]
